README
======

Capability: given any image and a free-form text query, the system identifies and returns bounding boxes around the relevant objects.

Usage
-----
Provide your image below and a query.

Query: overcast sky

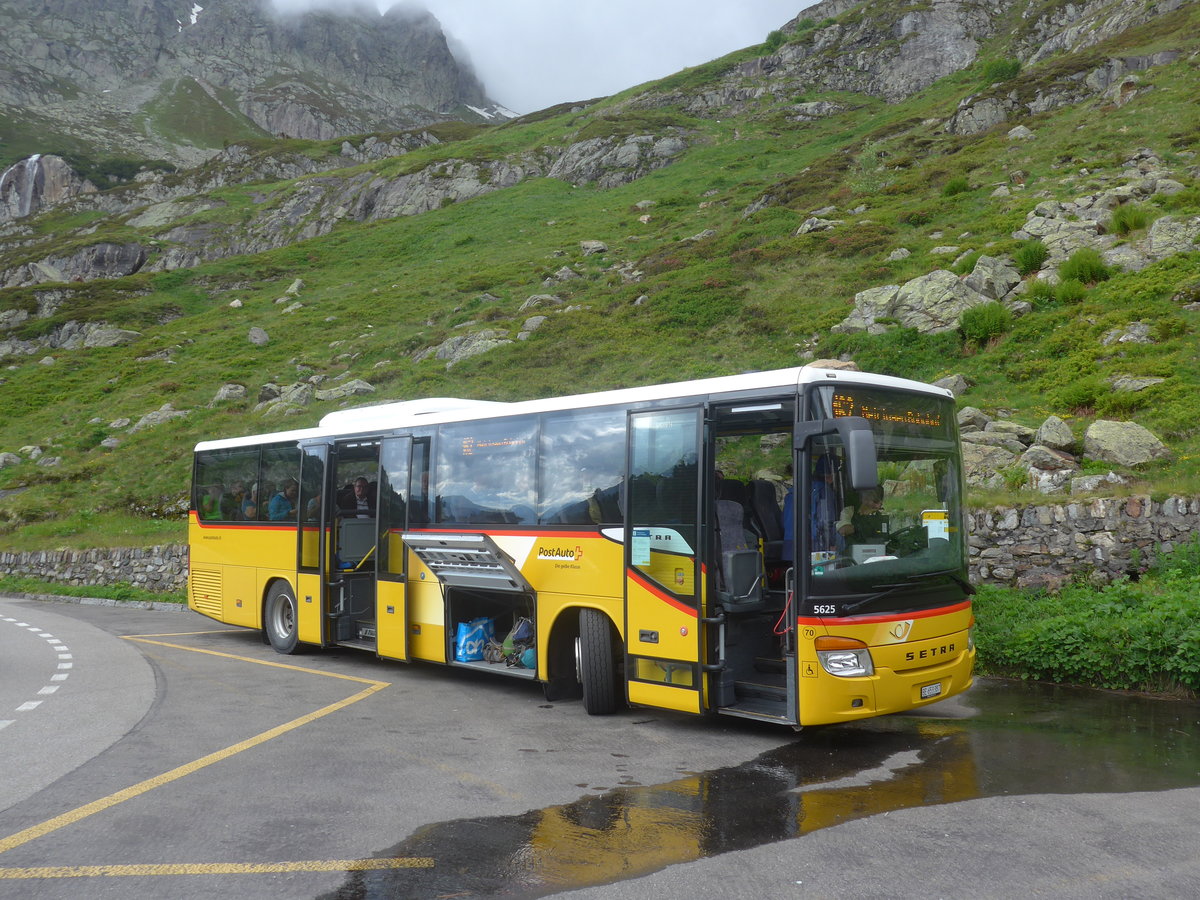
[269,1,812,113]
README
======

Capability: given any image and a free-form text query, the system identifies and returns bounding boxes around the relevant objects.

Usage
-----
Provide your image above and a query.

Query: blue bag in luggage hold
[454,617,494,662]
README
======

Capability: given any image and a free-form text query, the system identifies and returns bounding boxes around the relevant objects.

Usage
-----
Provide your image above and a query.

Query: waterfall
[0,154,44,219]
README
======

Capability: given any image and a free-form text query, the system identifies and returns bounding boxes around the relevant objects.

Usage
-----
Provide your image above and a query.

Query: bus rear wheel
[576,608,618,715]
[264,582,300,654]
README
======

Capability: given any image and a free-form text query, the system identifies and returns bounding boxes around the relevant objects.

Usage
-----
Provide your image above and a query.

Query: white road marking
[3,614,72,728]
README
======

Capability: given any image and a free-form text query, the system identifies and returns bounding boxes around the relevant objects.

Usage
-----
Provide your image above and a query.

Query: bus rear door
[624,407,709,715]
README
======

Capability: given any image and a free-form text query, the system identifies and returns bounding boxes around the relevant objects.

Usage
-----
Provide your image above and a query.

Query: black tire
[542,622,584,702]
[264,581,301,654]
[576,608,618,715]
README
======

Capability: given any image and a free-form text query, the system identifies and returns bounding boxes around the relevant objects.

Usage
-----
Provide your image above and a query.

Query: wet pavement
[321,680,1200,899]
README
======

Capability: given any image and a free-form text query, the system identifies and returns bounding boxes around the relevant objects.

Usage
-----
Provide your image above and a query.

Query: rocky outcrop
[0,319,142,360]
[1,242,149,289]
[946,50,1182,136]
[0,126,690,287]
[0,0,504,167]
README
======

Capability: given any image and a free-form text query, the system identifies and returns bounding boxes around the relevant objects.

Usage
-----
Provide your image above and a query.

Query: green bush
[1014,240,1048,275]
[763,30,785,53]
[1026,279,1057,306]
[1054,278,1087,304]
[943,176,971,197]
[897,209,933,227]
[974,535,1200,693]
[1059,248,1111,285]
[980,58,1021,83]
[1053,375,1104,411]
[1110,202,1154,235]
[960,301,1013,345]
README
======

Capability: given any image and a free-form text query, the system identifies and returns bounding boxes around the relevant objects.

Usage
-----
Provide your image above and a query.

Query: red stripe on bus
[399,527,602,540]
[628,568,698,618]
[797,600,972,625]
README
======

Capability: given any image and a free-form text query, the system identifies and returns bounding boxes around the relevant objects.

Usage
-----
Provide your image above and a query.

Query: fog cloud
[269,1,810,113]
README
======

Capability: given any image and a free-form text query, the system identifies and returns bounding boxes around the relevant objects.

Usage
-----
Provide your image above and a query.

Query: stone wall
[0,544,187,592]
[2,497,1198,595]
[969,495,1200,590]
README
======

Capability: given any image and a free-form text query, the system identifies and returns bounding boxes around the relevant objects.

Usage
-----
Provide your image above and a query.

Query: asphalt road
[1,594,1197,900]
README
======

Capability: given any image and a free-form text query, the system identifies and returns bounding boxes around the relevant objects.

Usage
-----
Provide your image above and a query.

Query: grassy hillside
[1,1,1199,551]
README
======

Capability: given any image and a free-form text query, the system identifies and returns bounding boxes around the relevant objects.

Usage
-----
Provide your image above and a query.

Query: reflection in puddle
[323,680,1200,899]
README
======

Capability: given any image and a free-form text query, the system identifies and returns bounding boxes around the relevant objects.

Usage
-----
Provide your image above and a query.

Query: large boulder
[961,441,1019,488]
[1147,216,1200,259]
[1083,420,1170,467]
[1035,415,1075,452]
[835,270,991,335]
[963,255,1021,300]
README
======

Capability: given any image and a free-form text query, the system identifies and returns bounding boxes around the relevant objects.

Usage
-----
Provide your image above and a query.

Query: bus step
[753,656,786,674]
[719,686,791,722]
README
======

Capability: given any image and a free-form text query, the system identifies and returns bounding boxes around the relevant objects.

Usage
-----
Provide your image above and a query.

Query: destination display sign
[825,386,953,439]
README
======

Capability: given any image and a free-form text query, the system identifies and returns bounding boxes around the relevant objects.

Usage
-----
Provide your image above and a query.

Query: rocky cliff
[0,0,506,168]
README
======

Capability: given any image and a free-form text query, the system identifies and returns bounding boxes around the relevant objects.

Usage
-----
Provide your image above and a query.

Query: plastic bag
[454,617,494,662]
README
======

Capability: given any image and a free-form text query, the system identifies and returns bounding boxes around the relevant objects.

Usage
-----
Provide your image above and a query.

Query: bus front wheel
[576,609,618,715]
[264,582,300,655]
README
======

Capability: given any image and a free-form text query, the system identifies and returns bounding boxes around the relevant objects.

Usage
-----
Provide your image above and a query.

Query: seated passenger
[268,479,299,521]
[241,483,259,521]
[199,483,236,521]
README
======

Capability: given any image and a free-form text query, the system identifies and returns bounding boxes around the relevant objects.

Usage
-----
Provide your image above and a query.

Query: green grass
[0,574,185,605]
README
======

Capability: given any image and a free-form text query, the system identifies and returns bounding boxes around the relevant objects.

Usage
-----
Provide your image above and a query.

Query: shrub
[1026,279,1057,305]
[960,301,1013,345]
[1014,240,1048,275]
[1054,279,1087,304]
[980,58,1021,83]
[1059,248,1111,285]
[1110,202,1153,235]
[897,209,933,227]
[763,30,785,53]
[943,176,971,197]
[1053,375,1104,411]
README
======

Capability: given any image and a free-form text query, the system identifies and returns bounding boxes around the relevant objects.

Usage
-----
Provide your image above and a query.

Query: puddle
[322,679,1200,899]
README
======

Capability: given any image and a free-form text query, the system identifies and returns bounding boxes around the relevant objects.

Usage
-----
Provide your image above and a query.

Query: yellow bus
[188,365,974,727]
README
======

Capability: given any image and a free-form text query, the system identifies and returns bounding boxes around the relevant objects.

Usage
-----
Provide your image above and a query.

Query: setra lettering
[905,643,956,662]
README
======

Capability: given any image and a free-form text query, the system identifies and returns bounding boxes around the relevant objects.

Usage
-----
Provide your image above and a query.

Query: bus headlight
[815,636,874,678]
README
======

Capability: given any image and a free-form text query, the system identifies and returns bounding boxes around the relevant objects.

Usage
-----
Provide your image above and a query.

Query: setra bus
[188,364,974,727]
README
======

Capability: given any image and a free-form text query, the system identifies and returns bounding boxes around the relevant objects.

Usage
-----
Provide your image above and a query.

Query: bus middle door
[624,407,708,715]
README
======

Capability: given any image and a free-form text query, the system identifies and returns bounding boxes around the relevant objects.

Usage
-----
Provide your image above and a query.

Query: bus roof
[193,365,951,452]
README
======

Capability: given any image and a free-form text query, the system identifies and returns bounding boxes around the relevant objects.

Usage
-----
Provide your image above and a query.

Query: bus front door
[624,407,708,715]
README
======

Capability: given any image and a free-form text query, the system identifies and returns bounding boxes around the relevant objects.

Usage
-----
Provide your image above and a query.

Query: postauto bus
[188,365,974,727]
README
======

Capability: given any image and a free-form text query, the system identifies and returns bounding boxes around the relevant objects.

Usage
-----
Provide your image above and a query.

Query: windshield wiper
[835,570,974,616]
[837,582,911,615]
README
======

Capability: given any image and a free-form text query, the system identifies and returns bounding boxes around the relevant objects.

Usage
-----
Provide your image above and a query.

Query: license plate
[920,682,942,700]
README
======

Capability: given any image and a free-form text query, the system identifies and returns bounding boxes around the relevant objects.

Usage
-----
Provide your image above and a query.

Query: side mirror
[795,416,880,491]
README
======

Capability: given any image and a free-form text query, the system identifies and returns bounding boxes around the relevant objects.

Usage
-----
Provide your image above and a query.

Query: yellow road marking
[0,638,390,857]
[124,636,386,685]
[0,858,433,879]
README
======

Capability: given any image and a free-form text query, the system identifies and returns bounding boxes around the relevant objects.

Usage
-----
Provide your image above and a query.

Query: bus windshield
[804,384,968,616]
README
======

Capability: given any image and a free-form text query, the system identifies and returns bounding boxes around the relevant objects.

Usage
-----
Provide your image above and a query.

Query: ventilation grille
[190,568,223,617]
